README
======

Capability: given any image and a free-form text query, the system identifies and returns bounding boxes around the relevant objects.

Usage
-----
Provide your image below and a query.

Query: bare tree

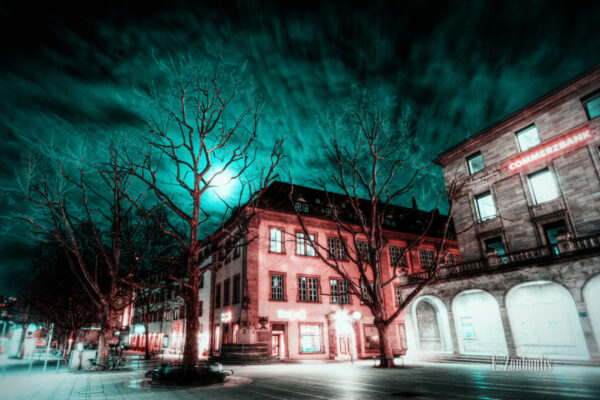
[18,144,157,362]
[129,59,283,368]
[291,98,460,367]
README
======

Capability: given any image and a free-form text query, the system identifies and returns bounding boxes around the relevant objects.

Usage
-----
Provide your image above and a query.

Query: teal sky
[0,0,599,295]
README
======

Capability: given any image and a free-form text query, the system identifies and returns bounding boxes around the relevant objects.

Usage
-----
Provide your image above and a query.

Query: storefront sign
[507,129,593,171]
[277,309,307,321]
[221,311,232,323]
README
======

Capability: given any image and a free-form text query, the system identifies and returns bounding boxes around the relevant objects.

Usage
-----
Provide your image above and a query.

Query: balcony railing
[404,233,600,285]
[475,216,503,234]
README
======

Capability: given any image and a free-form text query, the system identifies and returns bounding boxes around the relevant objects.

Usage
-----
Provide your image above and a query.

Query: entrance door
[271,333,281,356]
[338,335,351,356]
[543,220,567,254]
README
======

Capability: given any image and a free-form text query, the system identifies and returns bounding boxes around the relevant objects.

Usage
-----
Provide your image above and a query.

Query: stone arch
[411,296,453,353]
[506,280,589,360]
[583,274,600,351]
[452,289,508,356]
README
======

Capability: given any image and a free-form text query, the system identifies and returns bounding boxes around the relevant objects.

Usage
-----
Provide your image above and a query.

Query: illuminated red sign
[507,129,593,171]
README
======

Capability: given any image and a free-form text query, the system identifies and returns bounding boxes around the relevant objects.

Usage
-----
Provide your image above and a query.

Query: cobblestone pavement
[1,359,599,399]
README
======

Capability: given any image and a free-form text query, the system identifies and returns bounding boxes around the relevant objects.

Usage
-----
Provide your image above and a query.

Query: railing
[404,233,600,284]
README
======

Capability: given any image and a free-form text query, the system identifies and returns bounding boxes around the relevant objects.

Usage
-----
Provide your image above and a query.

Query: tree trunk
[97,310,115,362]
[181,259,200,369]
[375,321,395,368]
[17,323,28,359]
[144,320,151,359]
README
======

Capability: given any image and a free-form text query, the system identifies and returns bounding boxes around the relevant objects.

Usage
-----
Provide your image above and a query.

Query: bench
[372,354,405,367]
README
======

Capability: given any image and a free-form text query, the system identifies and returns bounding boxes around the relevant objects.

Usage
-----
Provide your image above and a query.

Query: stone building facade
[402,66,600,362]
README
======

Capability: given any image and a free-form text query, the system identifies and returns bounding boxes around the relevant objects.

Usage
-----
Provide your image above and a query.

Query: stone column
[445,306,461,356]
[498,306,518,358]
[575,301,599,360]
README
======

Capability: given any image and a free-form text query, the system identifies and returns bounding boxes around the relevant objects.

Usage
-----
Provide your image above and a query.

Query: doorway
[543,220,567,254]
[271,323,286,358]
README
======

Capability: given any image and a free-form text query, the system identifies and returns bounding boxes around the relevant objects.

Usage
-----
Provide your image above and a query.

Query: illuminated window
[302,203,309,213]
[215,284,221,308]
[270,228,283,253]
[364,326,380,351]
[389,246,406,267]
[223,279,230,306]
[299,324,321,353]
[528,169,560,204]
[330,279,349,304]
[299,276,319,302]
[466,152,484,174]
[516,125,540,152]
[583,91,600,120]
[328,238,346,260]
[271,274,284,300]
[419,250,435,269]
[475,192,496,221]
[484,236,506,255]
[395,285,402,307]
[296,233,316,256]
[232,275,241,304]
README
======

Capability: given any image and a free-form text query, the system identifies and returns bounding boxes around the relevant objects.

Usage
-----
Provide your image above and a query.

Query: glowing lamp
[76,342,84,352]
[221,311,232,323]
[352,311,362,320]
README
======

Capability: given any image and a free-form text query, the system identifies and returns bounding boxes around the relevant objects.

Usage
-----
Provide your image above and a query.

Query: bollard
[56,359,61,373]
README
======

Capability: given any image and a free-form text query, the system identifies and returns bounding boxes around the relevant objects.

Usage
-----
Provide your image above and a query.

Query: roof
[256,181,455,239]
[433,64,600,166]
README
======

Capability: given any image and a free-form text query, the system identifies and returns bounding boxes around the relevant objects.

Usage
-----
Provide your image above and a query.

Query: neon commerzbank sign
[507,129,593,171]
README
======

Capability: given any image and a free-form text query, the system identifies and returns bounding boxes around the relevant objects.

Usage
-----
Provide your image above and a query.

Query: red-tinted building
[210,182,458,360]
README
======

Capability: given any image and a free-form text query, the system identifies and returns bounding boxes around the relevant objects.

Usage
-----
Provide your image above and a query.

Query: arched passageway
[583,275,600,350]
[507,281,589,360]
[452,290,508,356]
[412,296,453,353]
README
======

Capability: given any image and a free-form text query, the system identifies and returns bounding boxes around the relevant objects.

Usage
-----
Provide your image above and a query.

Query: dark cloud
[0,0,599,295]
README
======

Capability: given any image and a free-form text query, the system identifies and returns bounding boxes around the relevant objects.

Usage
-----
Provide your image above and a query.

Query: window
[215,284,221,308]
[583,91,600,120]
[198,301,203,317]
[302,203,309,213]
[295,201,309,213]
[419,250,434,269]
[389,246,406,267]
[394,285,402,307]
[446,253,460,265]
[232,275,241,304]
[298,276,319,302]
[364,326,380,351]
[528,169,560,204]
[484,237,506,255]
[330,279,349,304]
[199,274,204,289]
[223,279,230,306]
[299,324,321,353]
[475,192,496,221]
[271,274,285,300]
[543,220,567,254]
[296,233,315,256]
[466,152,484,174]
[270,228,283,253]
[356,241,370,262]
[328,238,346,260]
[461,317,475,339]
[516,125,540,152]
[360,281,373,303]
[234,240,241,258]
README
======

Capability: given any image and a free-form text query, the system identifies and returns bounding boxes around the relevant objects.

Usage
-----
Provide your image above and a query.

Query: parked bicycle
[85,355,125,371]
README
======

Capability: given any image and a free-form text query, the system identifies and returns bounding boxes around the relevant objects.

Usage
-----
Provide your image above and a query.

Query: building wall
[212,209,459,360]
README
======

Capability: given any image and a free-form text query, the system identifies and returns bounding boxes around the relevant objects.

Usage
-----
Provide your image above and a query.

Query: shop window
[298,276,319,302]
[484,236,506,255]
[419,250,435,269]
[528,169,560,204]
[270,228,283,253]
[389,246,406,267]
[583,91,600,120]
[232,275,241,304]
[364,326,380,351]
[299,324,321,353]
[223,279,230,306]
[466,152,484,174]
[330,279,349,304]
[516,125,541,152]
[475,192,496,221]
[271,274,285,301]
